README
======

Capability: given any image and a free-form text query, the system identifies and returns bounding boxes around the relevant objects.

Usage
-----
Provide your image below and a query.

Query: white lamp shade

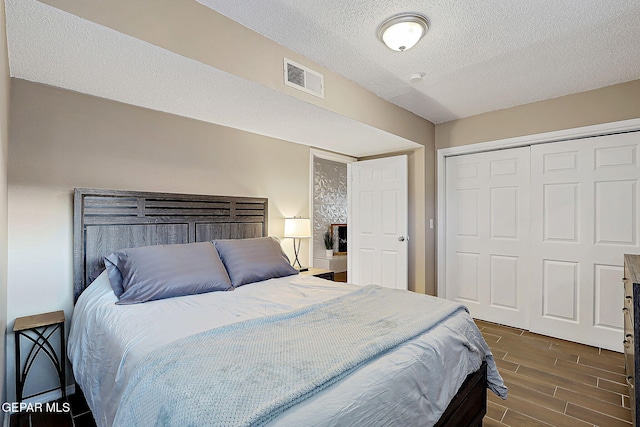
[284,218,311,238]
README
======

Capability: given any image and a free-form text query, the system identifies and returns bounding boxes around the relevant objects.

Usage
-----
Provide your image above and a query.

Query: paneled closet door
[530,132,640,351]
[445,147,530,328]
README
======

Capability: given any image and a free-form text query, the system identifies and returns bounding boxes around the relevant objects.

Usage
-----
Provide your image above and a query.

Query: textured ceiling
[199,0,640,124]
[5,0,640,158]
[5,0,419,157]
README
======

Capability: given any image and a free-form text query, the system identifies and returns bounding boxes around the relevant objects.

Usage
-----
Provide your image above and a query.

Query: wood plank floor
[476,319,632,427]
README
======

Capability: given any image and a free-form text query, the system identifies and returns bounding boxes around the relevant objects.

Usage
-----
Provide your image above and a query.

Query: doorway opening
[310,150,354,282]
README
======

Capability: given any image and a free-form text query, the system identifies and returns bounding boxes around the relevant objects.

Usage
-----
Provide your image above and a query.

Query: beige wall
[0,0,9,413]
[424,130,437,296]
[436,80,640,149]
[6,0,440,399]
[434,79,640,296]
[360,142,437,296]
[6,79,312,400]
[40,0,431,148]
[34,0,438,294]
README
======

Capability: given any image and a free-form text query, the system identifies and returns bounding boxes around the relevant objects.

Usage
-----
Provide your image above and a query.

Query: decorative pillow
[104,242,232,305]
[213,237,298,287]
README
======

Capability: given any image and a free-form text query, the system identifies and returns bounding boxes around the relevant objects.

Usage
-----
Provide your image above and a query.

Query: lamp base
[291,238,308,273]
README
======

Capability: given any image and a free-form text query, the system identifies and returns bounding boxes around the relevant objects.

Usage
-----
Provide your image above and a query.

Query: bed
[69,188,507,427]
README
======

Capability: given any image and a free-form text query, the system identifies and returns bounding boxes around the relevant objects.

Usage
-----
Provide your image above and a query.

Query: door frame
[309,149,356,267]
[437,118,640,297]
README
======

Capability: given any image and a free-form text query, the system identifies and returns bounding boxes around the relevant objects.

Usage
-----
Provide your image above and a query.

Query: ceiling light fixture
[377,13,429,52]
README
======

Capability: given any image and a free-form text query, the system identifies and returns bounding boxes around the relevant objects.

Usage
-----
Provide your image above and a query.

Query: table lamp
[284,217,311,271]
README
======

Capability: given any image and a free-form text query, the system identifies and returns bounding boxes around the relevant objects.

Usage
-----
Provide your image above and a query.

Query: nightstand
[14,310,66,403]
[300,268,335,281]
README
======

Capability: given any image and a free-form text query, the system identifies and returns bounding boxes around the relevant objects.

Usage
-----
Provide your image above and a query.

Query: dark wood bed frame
[73,188,487,426]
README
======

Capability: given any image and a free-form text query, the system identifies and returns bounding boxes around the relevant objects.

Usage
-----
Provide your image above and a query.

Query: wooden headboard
[73,188,268,301]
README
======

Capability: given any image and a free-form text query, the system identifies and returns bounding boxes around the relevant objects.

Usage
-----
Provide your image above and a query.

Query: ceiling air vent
[284,58,324,99]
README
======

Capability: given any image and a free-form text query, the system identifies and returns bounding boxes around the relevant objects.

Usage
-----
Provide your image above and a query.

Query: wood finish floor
[477,319,632,427]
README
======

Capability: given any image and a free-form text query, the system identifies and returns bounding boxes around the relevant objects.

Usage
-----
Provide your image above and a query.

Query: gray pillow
[213,237,298,287]
[104,242,232,305]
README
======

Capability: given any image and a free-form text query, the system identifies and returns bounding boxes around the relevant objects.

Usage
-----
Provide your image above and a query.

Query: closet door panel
[530,131,640,351]
[445,147,530,328]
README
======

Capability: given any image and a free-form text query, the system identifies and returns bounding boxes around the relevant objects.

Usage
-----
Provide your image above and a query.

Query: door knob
[398,236,406,242]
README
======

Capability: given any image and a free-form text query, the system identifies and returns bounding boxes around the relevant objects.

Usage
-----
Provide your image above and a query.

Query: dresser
[624,254,640,426]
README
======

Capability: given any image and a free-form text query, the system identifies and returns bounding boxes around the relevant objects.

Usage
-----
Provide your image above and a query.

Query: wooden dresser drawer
[624,331,634,370]
[625,278,634,328]
[629,376,636,426]
[624,254,640,427]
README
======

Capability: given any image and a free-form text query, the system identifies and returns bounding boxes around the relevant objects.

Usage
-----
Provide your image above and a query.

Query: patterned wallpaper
[313,157,347,256]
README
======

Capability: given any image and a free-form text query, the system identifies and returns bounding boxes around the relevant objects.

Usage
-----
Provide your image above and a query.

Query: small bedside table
[300,268,335,281]
[14,310,66,403]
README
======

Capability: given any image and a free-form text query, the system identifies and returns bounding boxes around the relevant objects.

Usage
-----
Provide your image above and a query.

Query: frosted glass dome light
[378,14,429,52]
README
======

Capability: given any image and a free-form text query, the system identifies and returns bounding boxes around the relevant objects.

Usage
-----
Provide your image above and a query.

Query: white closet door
[445,147,530,328]
[530,132,640,351]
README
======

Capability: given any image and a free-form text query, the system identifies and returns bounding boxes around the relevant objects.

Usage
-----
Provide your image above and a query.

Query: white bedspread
[68,272,506,427]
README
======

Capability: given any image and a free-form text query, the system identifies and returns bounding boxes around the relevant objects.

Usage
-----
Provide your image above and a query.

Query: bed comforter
[68,273,506,427]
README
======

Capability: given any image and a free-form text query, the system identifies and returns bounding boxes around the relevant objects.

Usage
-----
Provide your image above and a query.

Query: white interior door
[445,147,531,328]
[530,132,640,351]
[348,155,408,289]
